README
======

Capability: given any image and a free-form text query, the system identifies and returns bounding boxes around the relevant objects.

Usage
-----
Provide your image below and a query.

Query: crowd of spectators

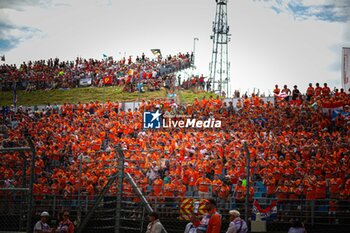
[180,74,210,92]
[0,53,191,92]
[0,82,350,220]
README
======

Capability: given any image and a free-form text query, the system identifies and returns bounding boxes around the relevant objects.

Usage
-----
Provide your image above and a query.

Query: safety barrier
[1,192,349,233]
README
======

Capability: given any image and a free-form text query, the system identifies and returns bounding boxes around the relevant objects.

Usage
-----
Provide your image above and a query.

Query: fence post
[85,195,88,213]
[19,152,27,232]
[244,142,250,223]
[140,207,145,233]
[20,152,27,188]
[115,145,124,233]
[53,195,56,220]
[78,154,83,222]
[26,133,36,233]
[311,200,315,226]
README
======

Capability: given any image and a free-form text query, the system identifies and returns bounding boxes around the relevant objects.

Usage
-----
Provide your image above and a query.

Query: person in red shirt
[314,83,322,96]
[306,83,314,101]
[322,83,331,97]
[339,88,347,98]
[197,199,221,233]
[56,211,74,233]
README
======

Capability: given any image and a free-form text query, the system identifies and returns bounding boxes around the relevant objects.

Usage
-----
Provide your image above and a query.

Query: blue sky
[0,0,349,95]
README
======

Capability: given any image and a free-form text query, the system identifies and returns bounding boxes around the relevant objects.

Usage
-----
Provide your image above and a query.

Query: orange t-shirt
[211,179,223,194]
[218,185,230,199]
[196,177,211,193]
[152,179,163,196]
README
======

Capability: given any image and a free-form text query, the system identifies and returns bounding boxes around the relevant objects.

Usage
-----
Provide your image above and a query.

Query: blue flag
[332,109,350,121]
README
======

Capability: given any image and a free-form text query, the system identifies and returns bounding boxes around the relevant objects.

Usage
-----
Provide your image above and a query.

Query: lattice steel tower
[209,0,231,96]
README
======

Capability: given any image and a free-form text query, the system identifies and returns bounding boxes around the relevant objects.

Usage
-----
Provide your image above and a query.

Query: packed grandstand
[1,54,350,231]
[0,53,191,92]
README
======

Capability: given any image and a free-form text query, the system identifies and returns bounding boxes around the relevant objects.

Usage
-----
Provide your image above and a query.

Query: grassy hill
[0,86,214,106]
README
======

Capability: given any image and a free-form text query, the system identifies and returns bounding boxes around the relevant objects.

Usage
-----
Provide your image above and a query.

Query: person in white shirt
[226,210,248,233]
[146,212,163,233]
[33,211,54,233]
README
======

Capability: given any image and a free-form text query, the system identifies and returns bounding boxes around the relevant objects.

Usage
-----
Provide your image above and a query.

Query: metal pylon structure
[209,0,231,96]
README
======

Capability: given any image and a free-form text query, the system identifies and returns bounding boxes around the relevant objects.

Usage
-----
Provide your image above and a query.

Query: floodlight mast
[209,0,231,97]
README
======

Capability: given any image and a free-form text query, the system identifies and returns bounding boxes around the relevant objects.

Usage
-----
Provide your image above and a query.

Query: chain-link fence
[2,191,350,233]
[1,142,350,233]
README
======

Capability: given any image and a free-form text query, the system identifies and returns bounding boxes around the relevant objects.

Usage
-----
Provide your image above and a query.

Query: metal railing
[1,192,349,232]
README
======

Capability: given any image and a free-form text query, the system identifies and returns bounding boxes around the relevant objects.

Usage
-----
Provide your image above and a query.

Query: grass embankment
[0,86,214,106]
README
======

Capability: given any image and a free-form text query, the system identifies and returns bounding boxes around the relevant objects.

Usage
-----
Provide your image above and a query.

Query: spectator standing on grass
[292,85,300,101]
[306,83,314,101]
[322,83,331,97]
[34,211,54,233]
[314,83,322,96]
[146,212,163,233]
[281,85,291,102]
[226,210,248,233]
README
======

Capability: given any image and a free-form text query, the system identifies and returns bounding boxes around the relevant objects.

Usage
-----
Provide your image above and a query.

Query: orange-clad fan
[195,173,212,199]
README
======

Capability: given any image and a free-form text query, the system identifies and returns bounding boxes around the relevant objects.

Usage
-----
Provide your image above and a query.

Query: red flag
[102,76,113,85]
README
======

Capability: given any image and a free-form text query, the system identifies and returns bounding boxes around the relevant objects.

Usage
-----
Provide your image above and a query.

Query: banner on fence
[252,200,277,221]
[179,198,206,221]
[79,77,92,87]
